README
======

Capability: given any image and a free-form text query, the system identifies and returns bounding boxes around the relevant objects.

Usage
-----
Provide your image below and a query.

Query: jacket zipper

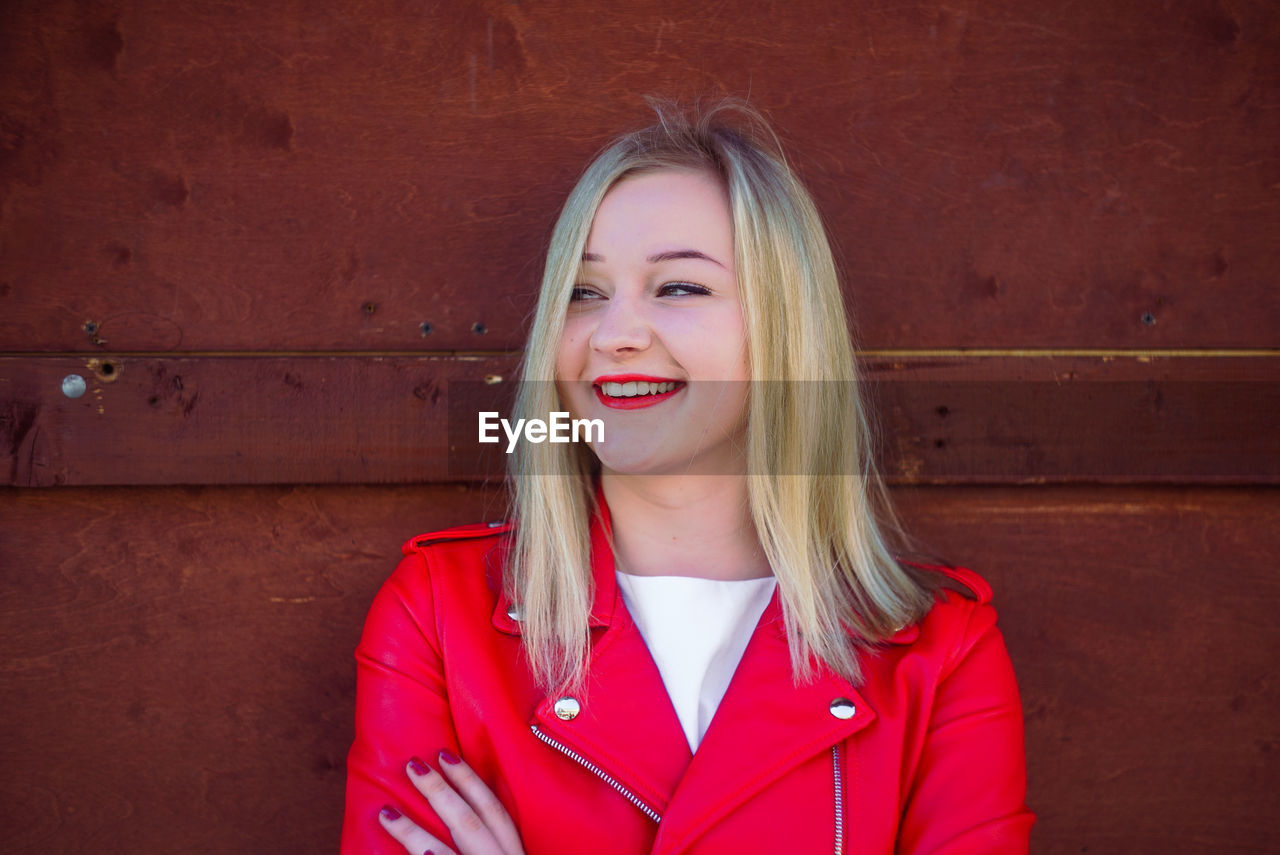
[530,724,662,823]
[832,744,845,854]
[532,725,844,842]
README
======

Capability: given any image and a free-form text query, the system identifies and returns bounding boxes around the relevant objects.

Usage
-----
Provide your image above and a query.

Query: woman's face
[555,168,751,476]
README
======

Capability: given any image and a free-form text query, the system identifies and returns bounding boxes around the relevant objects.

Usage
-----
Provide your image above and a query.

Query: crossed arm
[341,551,524,855]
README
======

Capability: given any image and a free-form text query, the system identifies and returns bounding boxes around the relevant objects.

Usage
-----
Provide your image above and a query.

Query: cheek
[697,310,750,381]
[554,329,583,379]
[727,332,750,381]
[550,317,588,373]
[553,328,589,414]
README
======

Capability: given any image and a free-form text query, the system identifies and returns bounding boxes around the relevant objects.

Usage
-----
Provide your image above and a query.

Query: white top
[615,570,777,752]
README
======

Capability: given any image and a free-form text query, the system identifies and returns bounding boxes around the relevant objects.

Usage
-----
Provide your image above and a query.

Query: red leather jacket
[342,507,1033,854]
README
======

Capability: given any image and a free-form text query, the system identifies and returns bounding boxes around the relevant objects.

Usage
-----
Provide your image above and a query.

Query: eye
[569,285,603,302]
[659,281,711,297]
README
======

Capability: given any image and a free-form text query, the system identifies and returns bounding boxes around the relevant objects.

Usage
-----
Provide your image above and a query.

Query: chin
[592,446,696,477]
[595,447,745,478]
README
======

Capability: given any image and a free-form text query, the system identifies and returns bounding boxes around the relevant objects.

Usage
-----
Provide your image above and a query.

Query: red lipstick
[592,374,685,410]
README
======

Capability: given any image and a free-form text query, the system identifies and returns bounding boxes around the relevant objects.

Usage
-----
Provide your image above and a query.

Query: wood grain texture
[0,483,508,855]
[1,484,1277,853]
[2,0,1277,351]
[2,354,1276,486]
[0,354,514,486]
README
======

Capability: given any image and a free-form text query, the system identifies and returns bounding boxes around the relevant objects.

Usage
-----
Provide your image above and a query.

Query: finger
[436,750,525,855]
[406,757,505,855]
[377,804,457,855]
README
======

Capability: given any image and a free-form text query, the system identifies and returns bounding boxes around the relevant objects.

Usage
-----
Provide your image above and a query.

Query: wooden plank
[2,354,1276,486]
[0,354,515,486]
[862,354,1280,484]
[2,0,1277,351]
[1,485,1276,853]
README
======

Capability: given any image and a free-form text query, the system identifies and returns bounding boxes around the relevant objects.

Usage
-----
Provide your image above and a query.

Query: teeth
[600,381,678,397]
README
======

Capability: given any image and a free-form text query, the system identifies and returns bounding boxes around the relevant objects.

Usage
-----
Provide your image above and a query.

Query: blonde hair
[508,100,935,691]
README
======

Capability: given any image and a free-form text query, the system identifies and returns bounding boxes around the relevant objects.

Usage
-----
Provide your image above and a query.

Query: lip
[591,374,685,410]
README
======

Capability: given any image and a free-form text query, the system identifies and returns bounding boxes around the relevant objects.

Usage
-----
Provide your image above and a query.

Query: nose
[588,294,652,356]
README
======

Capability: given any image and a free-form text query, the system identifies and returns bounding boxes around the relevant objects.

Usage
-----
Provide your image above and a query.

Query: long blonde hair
[508,100,935,691]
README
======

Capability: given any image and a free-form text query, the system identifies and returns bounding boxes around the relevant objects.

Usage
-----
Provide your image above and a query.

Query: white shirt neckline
[615,570,777,752]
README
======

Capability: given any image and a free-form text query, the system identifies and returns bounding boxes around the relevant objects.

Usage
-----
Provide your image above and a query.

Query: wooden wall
[2,1,1277,852]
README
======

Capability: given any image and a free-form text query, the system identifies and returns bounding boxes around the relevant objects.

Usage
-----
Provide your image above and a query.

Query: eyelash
[569,282,710,301]
[659,281,710,297]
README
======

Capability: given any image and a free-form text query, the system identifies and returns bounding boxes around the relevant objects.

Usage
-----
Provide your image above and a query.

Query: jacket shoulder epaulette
[900,559,994,605]
[401,519,514,556]
[933,564,992,604]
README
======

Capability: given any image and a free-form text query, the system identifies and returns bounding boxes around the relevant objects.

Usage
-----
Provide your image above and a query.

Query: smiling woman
[342,101,1034,854]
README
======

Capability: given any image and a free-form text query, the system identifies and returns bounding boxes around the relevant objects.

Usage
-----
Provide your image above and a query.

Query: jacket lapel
[653,592,877,853]
[530,607,694,816]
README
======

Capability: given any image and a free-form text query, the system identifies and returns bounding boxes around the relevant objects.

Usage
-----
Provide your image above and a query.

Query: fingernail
[408,755,431,775]
[380,805,401,820]
[439,748,461,765]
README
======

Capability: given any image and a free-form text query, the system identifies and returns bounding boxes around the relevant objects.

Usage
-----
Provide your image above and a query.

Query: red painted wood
[0,354,515,486]
[0,483,505,855]
[1,0,1277,351]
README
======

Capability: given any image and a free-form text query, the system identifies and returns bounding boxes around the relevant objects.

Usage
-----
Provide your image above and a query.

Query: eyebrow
[581,249,726,268]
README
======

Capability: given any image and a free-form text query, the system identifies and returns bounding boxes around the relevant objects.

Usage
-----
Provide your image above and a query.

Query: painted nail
[439,748,462,765]
[380,805,401,820]
[408,756,430,775]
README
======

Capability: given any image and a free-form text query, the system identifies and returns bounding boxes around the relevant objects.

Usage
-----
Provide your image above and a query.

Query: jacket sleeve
[897,599,1036,854]
[341,549,460,854]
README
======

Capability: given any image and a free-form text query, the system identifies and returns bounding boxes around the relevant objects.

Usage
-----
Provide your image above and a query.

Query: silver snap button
[829,697,856,720]
[506,603,523,621]
[553,697,581,720]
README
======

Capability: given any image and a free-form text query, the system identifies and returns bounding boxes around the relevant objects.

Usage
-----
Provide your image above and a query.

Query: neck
[601,473,771,581]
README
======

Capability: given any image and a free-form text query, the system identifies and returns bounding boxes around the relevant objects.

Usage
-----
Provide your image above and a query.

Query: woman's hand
[378,751,526,855]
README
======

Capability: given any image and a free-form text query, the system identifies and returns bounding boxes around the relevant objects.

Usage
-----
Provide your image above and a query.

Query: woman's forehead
[586,169,733,258]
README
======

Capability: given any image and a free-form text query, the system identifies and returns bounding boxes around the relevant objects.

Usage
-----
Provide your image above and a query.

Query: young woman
[342,103,1033,854]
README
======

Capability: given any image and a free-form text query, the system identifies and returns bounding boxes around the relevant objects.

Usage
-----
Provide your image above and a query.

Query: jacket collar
[490,488,618,635]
